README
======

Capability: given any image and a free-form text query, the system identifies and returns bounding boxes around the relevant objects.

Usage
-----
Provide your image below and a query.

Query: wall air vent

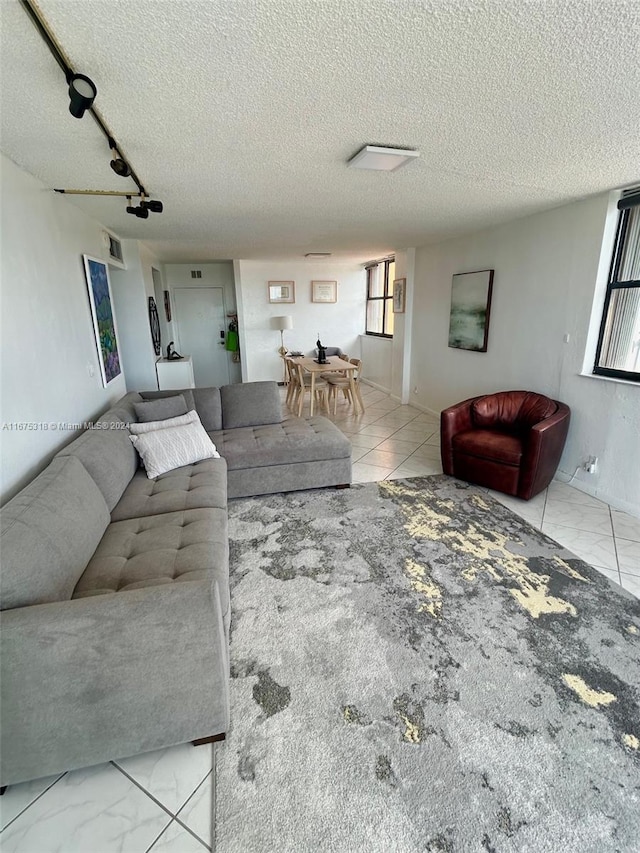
[101,230,125,269]
[108,235,123,262]
[305,253,332,259]
[191,270,202,279]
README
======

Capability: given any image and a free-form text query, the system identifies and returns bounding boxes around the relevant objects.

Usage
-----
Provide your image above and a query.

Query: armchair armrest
[519,403,571,499]
[440,397,478,474]
[1,580,228,786]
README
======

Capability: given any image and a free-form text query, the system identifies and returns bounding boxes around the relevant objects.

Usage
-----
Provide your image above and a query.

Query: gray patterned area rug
[216,476,640,853]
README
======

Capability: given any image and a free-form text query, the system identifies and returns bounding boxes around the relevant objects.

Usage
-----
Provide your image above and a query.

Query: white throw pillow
[129,409,198,435]
[129,419,220,478]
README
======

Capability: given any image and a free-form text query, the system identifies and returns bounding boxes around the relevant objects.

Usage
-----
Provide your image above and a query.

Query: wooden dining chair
[294,362,329,417]
[320,353,349,380]
[284,357,299,408]
[326,358,363,415]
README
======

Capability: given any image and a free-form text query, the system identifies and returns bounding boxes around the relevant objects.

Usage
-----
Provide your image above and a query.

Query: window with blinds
[594,190,640,381]
[365,258,395,337]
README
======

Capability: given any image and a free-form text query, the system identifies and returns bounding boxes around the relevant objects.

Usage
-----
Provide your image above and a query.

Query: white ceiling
[1,0,639,263]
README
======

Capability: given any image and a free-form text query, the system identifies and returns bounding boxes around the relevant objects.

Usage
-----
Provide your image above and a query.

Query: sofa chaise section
[134,381,352,498]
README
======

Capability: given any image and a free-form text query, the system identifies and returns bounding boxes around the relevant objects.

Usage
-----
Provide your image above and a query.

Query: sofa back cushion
[56,410,139,511]
[139,388,222,431]
[110,392,142,422]
[472,391,557,431]
[0,456,110,610]
[220,381,282,429]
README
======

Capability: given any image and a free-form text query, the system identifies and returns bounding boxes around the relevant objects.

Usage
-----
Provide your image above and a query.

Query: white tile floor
[2,383,638,851]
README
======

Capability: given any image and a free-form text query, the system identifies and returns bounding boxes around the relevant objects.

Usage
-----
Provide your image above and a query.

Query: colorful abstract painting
[82,255,122,387]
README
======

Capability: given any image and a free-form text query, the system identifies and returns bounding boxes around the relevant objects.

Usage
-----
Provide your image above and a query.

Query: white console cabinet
[156,356,195,390]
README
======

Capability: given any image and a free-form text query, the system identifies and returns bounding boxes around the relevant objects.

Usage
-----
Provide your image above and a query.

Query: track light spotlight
[68,73,97,118]
[110,148,131,177]
[125,196,149,218]
[141,199,164,213]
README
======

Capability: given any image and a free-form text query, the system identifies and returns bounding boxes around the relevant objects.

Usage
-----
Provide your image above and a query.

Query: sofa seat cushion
[1,457,110,610]
[111,457,228,521]
[452,429,523,467]
[209,416,351,470]
[73,507,229,616]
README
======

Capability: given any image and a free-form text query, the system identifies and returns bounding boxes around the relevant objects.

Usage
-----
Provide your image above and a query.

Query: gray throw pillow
[134,394,188,423]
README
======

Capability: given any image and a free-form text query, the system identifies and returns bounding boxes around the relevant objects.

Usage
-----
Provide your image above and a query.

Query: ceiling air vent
[191,270,202,279]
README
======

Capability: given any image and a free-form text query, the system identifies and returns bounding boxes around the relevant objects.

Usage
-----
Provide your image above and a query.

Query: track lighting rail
[20,0,157,207]
[53,190,145,197]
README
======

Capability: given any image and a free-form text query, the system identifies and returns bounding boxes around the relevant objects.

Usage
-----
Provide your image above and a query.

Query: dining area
[284,352,365,417]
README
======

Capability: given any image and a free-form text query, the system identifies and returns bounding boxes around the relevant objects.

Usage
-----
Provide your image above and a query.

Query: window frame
[593,196,640,383]
[365,258,395,338]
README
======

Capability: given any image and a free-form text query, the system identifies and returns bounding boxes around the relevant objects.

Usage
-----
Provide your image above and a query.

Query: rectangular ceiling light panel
[347,145,420,172]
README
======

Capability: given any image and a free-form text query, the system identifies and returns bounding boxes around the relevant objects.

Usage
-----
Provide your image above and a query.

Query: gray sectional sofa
[0,381,351,787]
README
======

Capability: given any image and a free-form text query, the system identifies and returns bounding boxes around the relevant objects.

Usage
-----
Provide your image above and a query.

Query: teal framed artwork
[82,255,122,387]
[448,269,494,352]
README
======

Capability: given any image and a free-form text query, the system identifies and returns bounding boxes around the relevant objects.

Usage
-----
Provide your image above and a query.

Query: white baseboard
[361,381,441,418]
[554,469,639,518]
[360,379,391,395]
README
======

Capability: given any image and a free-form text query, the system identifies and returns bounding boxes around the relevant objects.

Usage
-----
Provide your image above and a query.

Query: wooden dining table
[294,355,365,416]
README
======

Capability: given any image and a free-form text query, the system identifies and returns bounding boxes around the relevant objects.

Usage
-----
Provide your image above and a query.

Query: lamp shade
[273,315,293,331]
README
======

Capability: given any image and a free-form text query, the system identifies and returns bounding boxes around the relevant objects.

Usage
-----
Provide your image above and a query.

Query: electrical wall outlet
[584,456,598,474]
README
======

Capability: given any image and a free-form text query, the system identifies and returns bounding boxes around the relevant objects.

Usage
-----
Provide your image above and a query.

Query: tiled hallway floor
[2,384,638,852]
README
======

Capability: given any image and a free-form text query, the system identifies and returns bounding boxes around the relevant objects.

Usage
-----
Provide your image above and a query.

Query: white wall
[235,261,366,382]
[360,335,393,391]
[411,193,640,515]
[0,155,126,502]
[109,240,161,392]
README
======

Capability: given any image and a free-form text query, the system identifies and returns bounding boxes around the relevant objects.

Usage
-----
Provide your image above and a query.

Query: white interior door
[173,287,230,387]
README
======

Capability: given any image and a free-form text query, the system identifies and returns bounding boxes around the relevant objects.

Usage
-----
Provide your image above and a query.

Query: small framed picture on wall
[268,281,295,303]
[311,280,337,303]
[393,278,406,313]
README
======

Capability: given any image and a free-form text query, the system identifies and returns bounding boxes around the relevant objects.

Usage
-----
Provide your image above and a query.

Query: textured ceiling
[1,0,639,262]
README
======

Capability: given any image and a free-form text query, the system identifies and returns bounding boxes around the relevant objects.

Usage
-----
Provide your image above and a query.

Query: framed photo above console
[268,281,295,303]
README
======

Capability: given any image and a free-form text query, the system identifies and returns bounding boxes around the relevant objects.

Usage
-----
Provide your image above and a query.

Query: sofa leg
[334,483,350,489]
[0,786,7,796]
[192,733,226,746]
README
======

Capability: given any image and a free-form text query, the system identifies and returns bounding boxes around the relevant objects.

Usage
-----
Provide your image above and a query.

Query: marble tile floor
[2,383,638,852]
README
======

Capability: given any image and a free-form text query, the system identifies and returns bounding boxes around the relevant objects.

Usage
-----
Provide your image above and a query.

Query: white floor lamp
[273,315,293,383]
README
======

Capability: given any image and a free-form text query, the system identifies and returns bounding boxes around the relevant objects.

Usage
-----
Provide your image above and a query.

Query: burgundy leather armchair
[440,391,570,500]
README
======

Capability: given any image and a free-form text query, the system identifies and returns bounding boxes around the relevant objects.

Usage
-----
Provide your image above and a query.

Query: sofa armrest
[519,403,571,499]
[440,397,478,474]
[1,581,229,786]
